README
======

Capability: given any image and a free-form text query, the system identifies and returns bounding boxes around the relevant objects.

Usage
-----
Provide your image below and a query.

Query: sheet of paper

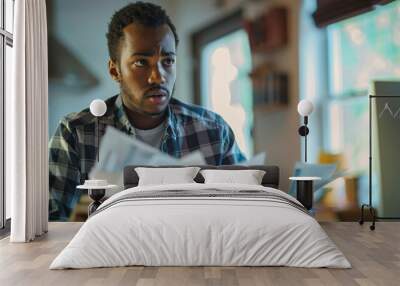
[89,126,206,185]
[89,126,266,187]
[237,152,266,166]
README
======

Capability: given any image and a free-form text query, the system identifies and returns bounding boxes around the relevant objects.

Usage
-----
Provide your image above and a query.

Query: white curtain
[7,0,49,242]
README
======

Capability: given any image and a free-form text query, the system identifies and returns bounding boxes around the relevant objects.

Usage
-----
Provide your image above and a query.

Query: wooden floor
[0,222,399,286]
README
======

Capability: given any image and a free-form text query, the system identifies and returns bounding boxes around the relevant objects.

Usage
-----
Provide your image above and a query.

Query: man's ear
[108,59,121,82]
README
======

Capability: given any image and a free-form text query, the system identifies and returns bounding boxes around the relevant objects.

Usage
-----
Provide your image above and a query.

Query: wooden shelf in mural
[250,63,289,110]
[244,6,288,53]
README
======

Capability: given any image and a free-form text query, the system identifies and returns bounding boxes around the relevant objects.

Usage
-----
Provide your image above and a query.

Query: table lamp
[89,99,107,161]
[297,99,314,162]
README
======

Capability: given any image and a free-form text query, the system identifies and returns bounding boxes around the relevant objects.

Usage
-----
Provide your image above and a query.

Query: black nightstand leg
[88,201,102,216]
[296,180,313,210]
[88,189,106,216]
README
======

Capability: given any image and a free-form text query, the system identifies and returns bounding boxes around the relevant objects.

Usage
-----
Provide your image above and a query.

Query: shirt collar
[114,94,136,135]
[164,104,178,139]
[114,94,178,138]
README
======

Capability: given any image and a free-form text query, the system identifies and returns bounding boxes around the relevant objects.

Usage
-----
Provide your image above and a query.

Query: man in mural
[49,2,245,221]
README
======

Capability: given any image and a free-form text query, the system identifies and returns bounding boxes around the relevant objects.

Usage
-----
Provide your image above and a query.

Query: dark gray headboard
[123,165,279,189]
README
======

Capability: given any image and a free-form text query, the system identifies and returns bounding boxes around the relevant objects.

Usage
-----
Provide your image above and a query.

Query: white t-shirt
[134,121,166,148]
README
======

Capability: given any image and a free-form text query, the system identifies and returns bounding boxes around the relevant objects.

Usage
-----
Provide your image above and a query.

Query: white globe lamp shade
[90,99,107,117]
[297,99,314,116]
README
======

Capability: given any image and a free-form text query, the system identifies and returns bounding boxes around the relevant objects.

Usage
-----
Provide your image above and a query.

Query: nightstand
[289,176,321,210]
[77,180,117,216]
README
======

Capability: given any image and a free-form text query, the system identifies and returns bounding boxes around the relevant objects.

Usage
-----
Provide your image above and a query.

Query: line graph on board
[378,103,400,119]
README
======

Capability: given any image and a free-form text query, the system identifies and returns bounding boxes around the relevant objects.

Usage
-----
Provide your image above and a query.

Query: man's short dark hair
[106,1,179,62]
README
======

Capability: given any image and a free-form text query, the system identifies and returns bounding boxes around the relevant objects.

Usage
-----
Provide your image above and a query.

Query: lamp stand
[89,99,107,163]
[305,129,307,163]
[298,116,309,163]
[96,117,99,162]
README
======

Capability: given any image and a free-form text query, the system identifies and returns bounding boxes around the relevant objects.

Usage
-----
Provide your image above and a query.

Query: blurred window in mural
[326,1,400,169]
[200,29,253,158]
[324,1,400,217]
[327,1,400,97]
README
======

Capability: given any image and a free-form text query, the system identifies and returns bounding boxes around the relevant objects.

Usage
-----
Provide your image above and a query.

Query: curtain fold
[9,0,48,242]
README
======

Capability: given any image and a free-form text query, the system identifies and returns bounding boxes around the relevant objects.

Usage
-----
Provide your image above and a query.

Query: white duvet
[50,183,351,269]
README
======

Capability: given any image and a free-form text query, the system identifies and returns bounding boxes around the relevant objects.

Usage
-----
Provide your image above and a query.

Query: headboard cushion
[123,165,279,189]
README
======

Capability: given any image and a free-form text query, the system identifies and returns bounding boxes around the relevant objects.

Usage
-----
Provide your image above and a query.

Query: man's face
[109,23,176,116]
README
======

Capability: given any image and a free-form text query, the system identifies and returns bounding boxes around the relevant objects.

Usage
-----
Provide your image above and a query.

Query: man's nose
[148,64,166,85]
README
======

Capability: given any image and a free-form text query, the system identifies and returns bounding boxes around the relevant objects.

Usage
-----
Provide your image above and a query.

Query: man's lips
[145,88,169,98]
[144,88,169,105]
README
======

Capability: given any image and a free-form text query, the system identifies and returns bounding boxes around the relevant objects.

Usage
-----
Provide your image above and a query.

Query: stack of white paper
[89,126,266,192]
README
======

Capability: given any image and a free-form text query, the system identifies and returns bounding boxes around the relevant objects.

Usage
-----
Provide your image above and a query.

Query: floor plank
[0,222,399,286]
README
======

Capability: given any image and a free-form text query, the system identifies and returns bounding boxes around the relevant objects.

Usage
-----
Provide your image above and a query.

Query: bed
[50,165,351,269]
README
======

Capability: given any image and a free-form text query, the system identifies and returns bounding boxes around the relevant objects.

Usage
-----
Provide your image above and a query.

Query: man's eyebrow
[162,52,176,56]
[130,51,176,57]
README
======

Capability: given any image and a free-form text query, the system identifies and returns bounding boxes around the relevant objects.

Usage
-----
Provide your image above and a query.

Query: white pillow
[135,167,201,186]
[200,169,266,185]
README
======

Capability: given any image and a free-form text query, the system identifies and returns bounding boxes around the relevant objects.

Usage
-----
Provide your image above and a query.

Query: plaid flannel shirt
[49,94,246,221]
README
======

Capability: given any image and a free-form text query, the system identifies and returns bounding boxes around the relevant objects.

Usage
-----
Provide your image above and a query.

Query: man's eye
[133,59,147,67]
[163,58,176,66]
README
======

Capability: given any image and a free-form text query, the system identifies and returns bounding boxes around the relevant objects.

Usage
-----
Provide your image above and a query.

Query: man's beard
[119,81,175,117]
